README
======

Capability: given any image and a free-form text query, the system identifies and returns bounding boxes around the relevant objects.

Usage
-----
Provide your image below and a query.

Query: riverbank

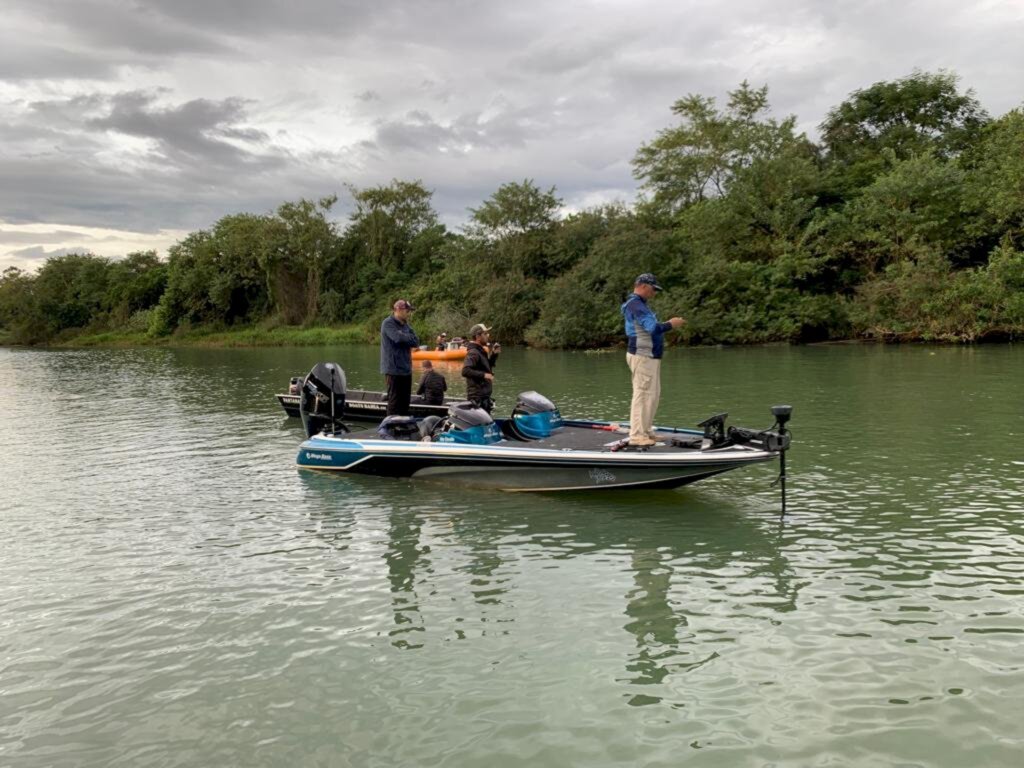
[49,324,370,349]
[5,324,1018,350]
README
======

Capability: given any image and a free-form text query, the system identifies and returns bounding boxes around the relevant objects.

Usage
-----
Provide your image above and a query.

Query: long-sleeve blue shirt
[621,293,672,359]
[380,315,420,375]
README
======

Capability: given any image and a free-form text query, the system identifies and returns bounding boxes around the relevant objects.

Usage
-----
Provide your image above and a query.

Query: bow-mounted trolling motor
[770,405,792,515]
[507,391,564,440]
[435,402,502,445]
[299,362,348,438]
[725,405,793,514]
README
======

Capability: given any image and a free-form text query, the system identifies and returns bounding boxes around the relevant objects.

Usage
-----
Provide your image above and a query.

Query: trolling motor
[299,362,348,438]
[771,405,792,515]
[724,405,793,515]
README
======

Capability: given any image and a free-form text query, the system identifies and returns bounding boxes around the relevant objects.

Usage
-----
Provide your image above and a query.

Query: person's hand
[484,373,494,381]
[669,317,685,329]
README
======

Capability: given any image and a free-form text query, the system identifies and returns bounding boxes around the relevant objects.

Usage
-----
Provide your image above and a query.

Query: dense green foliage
[3,71,1023,347]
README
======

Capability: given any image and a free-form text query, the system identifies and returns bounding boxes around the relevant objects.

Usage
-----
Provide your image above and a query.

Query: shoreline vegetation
[17,325,1021,351]
[48,324,369,349]
[3,71,1023,350]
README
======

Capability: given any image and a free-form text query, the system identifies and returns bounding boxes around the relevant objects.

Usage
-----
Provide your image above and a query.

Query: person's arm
[628,300,672,335]
[441,377,447,392]
[381,318,419,347]
[417,377,426,395]
[462,350,486,381]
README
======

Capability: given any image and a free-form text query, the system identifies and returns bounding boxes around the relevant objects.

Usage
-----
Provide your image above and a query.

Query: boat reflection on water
[296,471,799,706]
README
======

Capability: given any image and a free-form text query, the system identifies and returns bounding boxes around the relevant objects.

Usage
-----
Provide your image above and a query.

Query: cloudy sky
[2,0,1022,271]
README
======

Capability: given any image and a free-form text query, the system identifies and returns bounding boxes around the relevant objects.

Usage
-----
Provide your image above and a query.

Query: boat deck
[344,421,712,455]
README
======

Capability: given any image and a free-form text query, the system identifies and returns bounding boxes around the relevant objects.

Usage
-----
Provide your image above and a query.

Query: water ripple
[1,345,1023,766]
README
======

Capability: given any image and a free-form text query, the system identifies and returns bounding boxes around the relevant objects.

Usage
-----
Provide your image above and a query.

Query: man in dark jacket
[416,360,447,405]
[380,299,420,415]
[461,323,500,413]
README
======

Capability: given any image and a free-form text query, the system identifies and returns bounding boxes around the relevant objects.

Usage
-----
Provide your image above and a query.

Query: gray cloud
[21,0,230,57]
[0,229,96,245]
[368,106,547,155]
[0,40,118,81]
[84,92,277,167]
[8,245,92,261]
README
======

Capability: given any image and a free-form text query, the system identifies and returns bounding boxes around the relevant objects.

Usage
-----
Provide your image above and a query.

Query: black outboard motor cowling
[299,362,347,437]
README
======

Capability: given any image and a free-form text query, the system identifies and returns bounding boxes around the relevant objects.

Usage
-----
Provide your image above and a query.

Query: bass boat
[293,362,792,493]
[277,376,453,420]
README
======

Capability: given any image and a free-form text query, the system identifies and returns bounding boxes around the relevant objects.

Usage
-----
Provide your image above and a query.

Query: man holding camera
[461,323,501,413]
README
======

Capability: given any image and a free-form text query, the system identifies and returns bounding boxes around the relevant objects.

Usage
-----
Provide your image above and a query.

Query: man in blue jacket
[621,274,684,447]
[380,299,420,415]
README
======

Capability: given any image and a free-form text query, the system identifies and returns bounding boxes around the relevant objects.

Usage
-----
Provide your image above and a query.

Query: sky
[2,0,1023,272]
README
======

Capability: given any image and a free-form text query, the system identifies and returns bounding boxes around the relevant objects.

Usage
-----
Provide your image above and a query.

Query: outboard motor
[509,391,563,440]
[436,402,502,445]
[299,362,347,437]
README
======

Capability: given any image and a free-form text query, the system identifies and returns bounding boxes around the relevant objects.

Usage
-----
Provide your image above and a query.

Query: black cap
[635,273,664,292]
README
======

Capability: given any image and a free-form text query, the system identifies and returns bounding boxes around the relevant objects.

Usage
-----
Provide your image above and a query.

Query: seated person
[416,360,447,405]
[435,332,448,351]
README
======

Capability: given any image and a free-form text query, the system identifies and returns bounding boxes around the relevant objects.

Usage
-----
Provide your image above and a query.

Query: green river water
[1,344,1022,767]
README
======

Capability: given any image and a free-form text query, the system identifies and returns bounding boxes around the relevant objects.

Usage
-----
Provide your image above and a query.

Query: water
[1,344,1022,767]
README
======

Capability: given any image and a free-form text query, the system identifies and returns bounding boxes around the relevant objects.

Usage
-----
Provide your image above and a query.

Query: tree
[633,82,806,215]
[468,179,562,240]
[527,211,677,347]
[346,180,439,274]
[962,108,1024,246]
[820,70,988,195]
[105,251,167,323]
[0,266,45,343]
[466,179,563,279]
[829,151,971,273]
[263,197,340,324]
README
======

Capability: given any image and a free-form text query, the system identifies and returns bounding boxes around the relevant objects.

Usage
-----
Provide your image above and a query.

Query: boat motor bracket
[727,425,791,453]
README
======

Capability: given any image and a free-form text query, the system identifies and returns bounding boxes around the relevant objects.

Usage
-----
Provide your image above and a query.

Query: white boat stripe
[300,439,772,464]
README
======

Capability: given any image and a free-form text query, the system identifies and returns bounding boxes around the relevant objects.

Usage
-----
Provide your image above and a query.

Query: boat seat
[377,415,420,440]
[419,415,444,440]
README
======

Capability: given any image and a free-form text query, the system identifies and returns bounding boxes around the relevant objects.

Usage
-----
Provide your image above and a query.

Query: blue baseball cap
[635,273,664,292]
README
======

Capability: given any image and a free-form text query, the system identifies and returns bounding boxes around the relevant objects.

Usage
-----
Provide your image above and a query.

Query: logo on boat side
[589,468,616,484]
[305,452,332,461]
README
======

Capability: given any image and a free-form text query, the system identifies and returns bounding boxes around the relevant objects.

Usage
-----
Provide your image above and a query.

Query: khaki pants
[626,353,661,443]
